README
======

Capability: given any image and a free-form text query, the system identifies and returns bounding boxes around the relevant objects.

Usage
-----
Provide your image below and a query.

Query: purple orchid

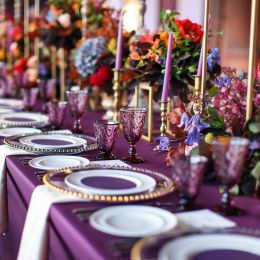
[207,48,221,71]
[154,136,170,152]
[178,112,190,131]
[188,113,210,131]
[185,126,201,145]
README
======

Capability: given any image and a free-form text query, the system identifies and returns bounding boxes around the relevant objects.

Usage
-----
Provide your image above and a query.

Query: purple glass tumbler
[212,136,249,215]
[93,120,119,160]
[38,79,56,112]
[120,107,147,163]
[47,100,67,130]
[66,90,88,134]
[21,87,39,111]
[170,154,208,210]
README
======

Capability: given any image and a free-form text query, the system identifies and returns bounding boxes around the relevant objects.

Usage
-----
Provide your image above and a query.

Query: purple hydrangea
[207,48,221,72]
[214,76,231,87]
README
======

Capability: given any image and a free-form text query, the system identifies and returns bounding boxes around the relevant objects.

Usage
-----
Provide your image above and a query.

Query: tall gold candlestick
[112,69,122,121]
[34,0,40,68]
[51,46,57,80]
[59,48,66,101]
[201,0,209,103]
[194,75,203,113]
[14,0,21,22]
[24,0,30,58]
[246,0,259,121]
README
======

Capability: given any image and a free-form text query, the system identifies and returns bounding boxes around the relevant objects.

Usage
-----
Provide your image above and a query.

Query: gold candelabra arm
[159,101,168,137]
[113,69,122,121]
[193,75,203,114]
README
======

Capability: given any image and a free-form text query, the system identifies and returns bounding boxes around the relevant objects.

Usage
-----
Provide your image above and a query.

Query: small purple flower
[154,136,170,151]
[178,112,190,131]
[188,114,210,131]
[250,139,260,150]
[207,48,221,72]
[185,126,201,145]
[214,76,231,87]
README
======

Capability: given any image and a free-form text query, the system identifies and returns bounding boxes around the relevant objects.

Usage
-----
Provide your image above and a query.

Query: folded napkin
[18,160,129,260]
[0,145,33,233]
[0,129,73,233]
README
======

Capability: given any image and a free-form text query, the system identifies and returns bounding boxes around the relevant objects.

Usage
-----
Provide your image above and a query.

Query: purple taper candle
[115,13,123,70]
[197,45,203,76]
[161,32,174,102]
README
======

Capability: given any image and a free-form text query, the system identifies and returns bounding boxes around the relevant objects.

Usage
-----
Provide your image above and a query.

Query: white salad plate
[64,168,156,195]
[0,98,24,109]
[0,127,41,137]
[0,108,14,113]
[89,205,178,237]
[158,234,260,260]
[19,134,87,149]
[29,155,90,170]
[0,112,49,127]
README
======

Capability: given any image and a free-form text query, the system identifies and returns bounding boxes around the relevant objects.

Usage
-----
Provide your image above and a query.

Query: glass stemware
[38,79,56,113]
[21,87,39,111]
[212,136,249,215]
[120,107,147,163]
[170,154,208,210]
[47,100,67,130]
[66,90,88,134]
[93,120,119,160]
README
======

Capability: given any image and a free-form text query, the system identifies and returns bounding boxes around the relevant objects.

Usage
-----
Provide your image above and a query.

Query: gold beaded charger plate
[131,227,260,260]
[4,132,97,155]
[0,112,49,128]
[42,164,174,203]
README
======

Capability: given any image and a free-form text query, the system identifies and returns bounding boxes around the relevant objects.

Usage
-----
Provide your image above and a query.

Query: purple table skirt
[1,109,260,260]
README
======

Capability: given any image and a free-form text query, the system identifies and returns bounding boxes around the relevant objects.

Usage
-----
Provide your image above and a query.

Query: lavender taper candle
[115,13,123,70]
[161,32,173,102]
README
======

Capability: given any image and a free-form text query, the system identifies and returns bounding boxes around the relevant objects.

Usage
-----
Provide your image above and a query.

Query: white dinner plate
[0,98,24,109]
[64,169,156,195]
[90,205,178,237]
[19,134,87,149]
[0,112,49,127]
[0,108,14,113]
[0,127,41,137]
[29,155,90,170]
[158,234,260,260]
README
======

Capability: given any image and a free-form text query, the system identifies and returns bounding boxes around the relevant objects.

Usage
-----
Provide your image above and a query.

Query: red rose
[174,18,203,43]
[89,66,112,87]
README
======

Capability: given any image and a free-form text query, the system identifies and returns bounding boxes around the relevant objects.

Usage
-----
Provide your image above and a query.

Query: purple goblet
[38,79,56,113]
[93,120,119,160]
[120,107,147,163]
[47,101,67,130]
[212,136,249,215]
[21,87,39,111]
[66,90,88,134]
[170,154,208,210]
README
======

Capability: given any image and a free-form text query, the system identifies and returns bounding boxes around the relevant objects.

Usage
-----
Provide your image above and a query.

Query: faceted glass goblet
[170,154,208,210]
[66,90,88,134]
[93,120,119,160]
[38,79,56,113]
[120,107,147,163]
[47,101,67,130]
[212,136,249,215]
[21,88,39,111]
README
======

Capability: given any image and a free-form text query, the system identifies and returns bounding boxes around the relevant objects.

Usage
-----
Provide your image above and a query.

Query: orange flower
[130,51,140,60]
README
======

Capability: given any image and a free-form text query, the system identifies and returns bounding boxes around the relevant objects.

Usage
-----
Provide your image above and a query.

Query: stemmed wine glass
[170,154,208,210]
[93,120,119,160]
[47,100,67,130]
[21,88,39,111]
[212,136,249,215]
[66,90,88,134]
[120,107,147,163]
[38,79,55,113]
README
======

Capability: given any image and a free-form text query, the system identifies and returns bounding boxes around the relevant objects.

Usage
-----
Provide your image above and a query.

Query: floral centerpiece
[124,10,221,102]
[39,0,82,50]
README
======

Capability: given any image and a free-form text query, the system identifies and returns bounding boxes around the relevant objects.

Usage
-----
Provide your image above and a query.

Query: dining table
[0,103,260,260]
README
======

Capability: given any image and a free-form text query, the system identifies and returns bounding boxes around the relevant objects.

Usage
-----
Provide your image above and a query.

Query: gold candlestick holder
[112,69,123,121]
[193,75,203,114]
[159,101,169,137]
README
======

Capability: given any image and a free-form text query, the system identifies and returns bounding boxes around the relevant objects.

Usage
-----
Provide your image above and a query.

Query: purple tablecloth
[1,109,260,260]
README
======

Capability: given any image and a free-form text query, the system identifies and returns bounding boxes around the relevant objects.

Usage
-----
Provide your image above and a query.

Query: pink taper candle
[115,14,123,70]
[197,47,203,76]
[161,32,174,102]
